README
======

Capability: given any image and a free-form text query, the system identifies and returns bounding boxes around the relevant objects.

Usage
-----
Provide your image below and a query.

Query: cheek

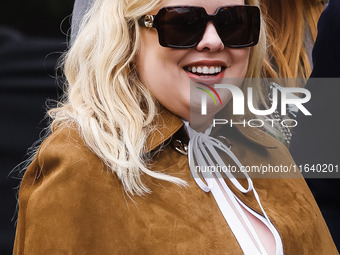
[226,48,250,78]
[136,30,191,118]
[137,33,168,99]
[137,45,184,95]
[137,30,159,83]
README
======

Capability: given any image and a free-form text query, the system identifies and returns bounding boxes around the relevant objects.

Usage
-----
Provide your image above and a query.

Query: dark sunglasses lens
[155,7,206,48]
[215,6,260,48]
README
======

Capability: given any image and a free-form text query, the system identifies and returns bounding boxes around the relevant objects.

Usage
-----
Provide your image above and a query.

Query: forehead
[160,0,245,14]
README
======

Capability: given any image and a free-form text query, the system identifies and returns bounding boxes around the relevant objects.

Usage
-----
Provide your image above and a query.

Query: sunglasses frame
[138,5,261,49]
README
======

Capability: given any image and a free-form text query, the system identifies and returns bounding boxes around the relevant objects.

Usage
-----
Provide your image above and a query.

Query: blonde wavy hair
[49,0,274,196]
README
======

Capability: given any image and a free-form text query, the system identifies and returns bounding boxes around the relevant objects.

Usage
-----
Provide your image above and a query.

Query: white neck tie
[184,122,284,255]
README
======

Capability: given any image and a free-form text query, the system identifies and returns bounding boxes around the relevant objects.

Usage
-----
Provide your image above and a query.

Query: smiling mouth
[184,65,226,76]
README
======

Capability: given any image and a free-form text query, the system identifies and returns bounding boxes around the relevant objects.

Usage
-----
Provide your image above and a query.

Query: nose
[195,22,224,52]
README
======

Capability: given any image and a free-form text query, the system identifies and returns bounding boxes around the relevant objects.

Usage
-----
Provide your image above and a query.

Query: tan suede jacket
[13,109,338,254]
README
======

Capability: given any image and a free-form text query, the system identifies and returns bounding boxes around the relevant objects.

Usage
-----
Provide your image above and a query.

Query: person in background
[290,0,340,250]
[261,0,325,79]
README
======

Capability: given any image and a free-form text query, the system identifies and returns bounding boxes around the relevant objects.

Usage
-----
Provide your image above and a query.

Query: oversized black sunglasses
[138,5,260,49]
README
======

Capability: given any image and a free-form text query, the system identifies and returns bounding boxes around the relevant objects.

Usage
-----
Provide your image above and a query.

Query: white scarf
[184,121,284,255]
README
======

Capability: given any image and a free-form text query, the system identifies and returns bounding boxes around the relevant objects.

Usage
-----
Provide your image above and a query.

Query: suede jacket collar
[145,107,277,153]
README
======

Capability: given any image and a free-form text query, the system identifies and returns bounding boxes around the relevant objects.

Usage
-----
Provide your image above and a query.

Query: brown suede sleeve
[13,127,132,254]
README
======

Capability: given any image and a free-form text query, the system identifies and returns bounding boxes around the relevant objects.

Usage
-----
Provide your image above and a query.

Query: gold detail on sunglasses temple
[143,15,154,28]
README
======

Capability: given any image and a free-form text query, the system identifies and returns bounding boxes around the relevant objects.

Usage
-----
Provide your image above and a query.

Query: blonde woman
[13,0,337,254]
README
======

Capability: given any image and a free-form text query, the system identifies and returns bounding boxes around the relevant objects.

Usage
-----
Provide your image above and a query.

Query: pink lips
[184,60,227,85]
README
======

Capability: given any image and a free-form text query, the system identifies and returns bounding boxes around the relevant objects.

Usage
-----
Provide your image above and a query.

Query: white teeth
[187,65,223,75]
[203,66,209,74]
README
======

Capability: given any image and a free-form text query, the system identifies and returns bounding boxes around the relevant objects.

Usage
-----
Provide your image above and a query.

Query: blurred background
[0,0,74,253]
[1,0,73,38]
